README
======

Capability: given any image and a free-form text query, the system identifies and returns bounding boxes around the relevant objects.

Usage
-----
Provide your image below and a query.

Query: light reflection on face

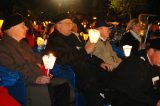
[57,19,73,36]
[149,49,160,67]
[9,22,28,41]
[99,26,111,39]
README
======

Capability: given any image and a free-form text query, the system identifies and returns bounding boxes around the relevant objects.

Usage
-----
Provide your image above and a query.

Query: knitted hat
[95,20,112,28]
[2,13,24,31]
[52,13,71,24]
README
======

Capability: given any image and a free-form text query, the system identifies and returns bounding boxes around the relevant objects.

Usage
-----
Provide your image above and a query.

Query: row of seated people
[28,13,160,106]
[0,13,72,106]
[0,13,112,106]
[1,12,160,106]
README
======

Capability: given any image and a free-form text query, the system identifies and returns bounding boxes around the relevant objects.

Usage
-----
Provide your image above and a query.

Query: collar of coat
[130,30,141,42]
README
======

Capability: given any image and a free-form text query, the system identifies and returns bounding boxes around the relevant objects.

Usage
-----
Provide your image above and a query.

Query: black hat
[95,20,112,28]
[2,13,24,31]
[148,38,160,50]
[52,13,71,24]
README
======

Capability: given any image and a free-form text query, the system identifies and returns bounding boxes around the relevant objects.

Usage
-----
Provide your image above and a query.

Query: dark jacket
[109,50,160,106]
[121,31,140,55]
[44,29,104,86]
[44,29,107,106]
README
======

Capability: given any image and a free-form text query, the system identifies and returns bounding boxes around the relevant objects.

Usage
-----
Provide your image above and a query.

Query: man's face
[99,26,111,39]
[57,19,73,36]
[133,23,143,35]
[148,48,160,67]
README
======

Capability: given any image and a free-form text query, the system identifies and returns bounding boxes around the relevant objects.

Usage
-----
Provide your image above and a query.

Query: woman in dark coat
[121,18,143,55]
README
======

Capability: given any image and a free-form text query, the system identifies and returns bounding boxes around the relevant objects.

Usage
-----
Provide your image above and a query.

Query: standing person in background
[93,20,122,71]
[0,13,70,106]
[120,18,143,55]
[73,12,84,34]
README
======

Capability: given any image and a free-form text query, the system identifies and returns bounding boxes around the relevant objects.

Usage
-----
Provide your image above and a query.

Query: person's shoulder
[48,33,59,41]
[122,32,132,38]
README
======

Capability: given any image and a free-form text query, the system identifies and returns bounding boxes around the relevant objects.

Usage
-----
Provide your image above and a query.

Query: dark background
[0,0,160,22]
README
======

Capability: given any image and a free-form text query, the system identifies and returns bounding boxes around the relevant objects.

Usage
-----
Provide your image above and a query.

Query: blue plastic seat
[0,66,26,106]
[50,64,87,106]
[50,64,76,88]
[50,64,110,106]
[6,79,26,106]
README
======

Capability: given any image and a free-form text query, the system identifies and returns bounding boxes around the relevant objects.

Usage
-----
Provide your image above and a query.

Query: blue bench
[0,66,26,106]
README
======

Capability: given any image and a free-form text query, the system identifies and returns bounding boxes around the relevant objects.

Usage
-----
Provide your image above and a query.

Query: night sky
[0,0,160,20]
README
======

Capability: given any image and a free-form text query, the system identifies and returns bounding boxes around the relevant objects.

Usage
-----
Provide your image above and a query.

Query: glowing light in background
[0,20,4,28]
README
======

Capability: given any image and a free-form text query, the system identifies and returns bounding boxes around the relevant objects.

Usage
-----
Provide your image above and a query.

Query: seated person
[120,18,143,55]
[0,13,70,106]
[44,13,111,106]
[108,38,160,106]
[93,20,122,71]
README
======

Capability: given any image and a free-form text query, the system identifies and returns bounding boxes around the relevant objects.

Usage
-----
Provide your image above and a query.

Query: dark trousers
[104,89,148,106]
[75,67,109,106]
[48,78,70,106]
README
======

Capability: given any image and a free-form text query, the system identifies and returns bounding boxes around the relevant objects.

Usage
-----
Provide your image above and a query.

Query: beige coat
[93,39,122,70]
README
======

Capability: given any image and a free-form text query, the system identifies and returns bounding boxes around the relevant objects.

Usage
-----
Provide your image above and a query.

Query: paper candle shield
[88,29,100,43]
[42,55,49,69]
[123,45,132,57]
[48,54,56,69]
[42,54,56,70]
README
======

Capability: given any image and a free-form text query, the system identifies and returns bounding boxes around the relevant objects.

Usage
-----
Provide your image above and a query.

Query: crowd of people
[0,12,160,106]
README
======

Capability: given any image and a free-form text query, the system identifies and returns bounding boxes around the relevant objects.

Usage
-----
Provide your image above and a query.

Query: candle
[48,53,56,70]
[42,54,56,76]
[42,55,49,69]
[88,29,100,43]
[123,45,132,57]
[37,37,44,47]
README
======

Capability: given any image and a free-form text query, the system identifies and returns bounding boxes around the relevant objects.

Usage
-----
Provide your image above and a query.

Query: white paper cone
[42,55,49,69]
[123,45,132,57]
[88,29,100,43]
[48,54,56,69]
